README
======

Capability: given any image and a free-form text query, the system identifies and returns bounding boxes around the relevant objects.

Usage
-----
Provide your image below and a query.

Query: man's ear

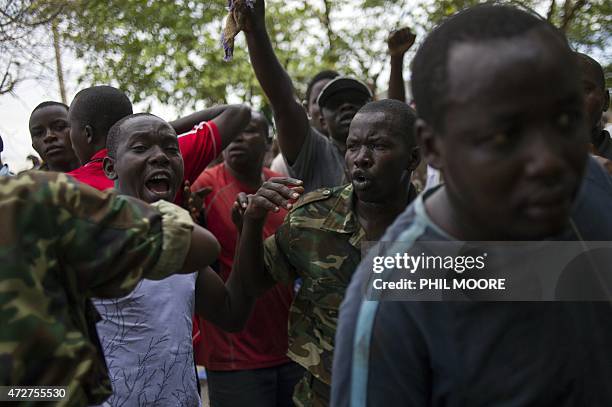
[604,89,610,112]
[85,125,95,145]
[406,145,421,172]
[319,114,329,133]
[416,119,443,170]
[103,156,117,180]
[303,101,311,119]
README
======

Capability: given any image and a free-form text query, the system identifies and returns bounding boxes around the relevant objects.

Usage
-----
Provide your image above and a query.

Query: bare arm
[182,223,221,273]
[387,28,416,103]
[243,0,310,164]
[233,178,303,296]
[194,177,304,332]
[170,104,252,150]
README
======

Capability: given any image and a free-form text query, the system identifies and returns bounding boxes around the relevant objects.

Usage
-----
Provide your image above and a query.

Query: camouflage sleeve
[263,219,299,284]
[0,171,193,299]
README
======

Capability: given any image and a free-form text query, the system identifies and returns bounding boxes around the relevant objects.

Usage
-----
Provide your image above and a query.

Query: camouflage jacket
[264,183,365,388]
[0,172,193,406]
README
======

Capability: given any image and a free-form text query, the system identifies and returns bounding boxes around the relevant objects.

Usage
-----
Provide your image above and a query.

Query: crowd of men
[1,2,612,407]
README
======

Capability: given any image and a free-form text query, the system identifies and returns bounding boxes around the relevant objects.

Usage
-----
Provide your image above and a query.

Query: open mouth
[352,171,372,188]
[145,173,172,196]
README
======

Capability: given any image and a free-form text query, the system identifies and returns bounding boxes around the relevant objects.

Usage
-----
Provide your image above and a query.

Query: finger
[267,177,304,186]
[258,187,294,210]
[236,192,249,208]
[196,187,213,198]
[250,195,280,212]
[261,180,303,200]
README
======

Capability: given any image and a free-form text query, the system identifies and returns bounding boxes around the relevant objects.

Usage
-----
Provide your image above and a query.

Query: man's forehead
[350,111,395,136]
[446,29,574,107]
[30,105,68,124]
[121,116,173,134]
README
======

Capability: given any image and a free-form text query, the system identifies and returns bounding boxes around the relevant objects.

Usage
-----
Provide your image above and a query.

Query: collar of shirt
[85,148,108,166]
[320,184,365,249]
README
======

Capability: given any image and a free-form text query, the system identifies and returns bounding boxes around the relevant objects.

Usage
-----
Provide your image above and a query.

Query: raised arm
[243,0,310,164]
[387,28,416,103]
[170,104,252,150]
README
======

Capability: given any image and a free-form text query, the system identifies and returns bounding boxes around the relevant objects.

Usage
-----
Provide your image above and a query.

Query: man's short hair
[106,113,161,158]
[411,4,568,131]
[306,70,340,104]
[31,101,69,116]
[356,99,417,147]
[69,86,133,140]
[575,52,606,90]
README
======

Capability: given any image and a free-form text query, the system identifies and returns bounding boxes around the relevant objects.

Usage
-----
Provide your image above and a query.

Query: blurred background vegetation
[1,0,610,112]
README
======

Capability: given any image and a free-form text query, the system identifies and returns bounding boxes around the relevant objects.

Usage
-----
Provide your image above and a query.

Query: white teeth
[151,174,168,181]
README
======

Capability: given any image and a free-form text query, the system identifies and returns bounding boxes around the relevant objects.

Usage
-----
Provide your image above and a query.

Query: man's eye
[132,145,147,153]
[556,112,579,131]
[490,132,510,146]
[374,144,387,150]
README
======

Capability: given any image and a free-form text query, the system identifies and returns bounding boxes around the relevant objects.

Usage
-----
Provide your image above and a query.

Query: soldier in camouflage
[231,100,420,406]
[0,171,220,406]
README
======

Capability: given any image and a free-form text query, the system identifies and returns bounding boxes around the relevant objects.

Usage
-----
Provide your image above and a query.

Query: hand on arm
[242,0,310,164]
[232,177,303,297]
[387,27,416,103]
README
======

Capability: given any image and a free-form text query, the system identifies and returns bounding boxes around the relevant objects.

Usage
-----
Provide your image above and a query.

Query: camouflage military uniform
[0,171,193,406]
[264,183,365,406]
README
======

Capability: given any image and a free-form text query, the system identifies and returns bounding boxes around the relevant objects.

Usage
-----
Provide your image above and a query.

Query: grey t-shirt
[332,157,612,407]
[94,273,200,407]
[287,126,347,193]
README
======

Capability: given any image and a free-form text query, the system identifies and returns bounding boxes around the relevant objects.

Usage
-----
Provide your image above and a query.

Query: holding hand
[388,27,416,57]
[231,177,304,231]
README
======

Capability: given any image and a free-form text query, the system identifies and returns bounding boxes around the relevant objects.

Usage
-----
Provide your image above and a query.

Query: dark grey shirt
[287,126,347,193]
[332,157,612,407]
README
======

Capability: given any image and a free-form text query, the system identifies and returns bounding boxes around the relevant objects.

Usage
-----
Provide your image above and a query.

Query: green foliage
[62,0,610,111]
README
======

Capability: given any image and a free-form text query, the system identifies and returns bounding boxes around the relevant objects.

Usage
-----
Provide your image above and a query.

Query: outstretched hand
[231,177,304,232]
[183,181,212,223]
[388,27,416,57]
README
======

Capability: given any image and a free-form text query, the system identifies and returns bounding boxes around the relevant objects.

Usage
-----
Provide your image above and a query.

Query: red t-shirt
[67,121,221,206]
[192,163,293,370]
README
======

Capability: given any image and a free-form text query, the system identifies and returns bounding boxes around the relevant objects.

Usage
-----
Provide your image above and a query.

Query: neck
[225,161,264,189]
[355,184,412,241]
[48,159,80,173]
[331,135,347,154]
[425,187,497,241]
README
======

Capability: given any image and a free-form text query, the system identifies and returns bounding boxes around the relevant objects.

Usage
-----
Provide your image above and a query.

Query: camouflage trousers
[293,371,331,407]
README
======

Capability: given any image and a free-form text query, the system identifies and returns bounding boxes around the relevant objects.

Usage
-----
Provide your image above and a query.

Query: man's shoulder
[290,184,349,216]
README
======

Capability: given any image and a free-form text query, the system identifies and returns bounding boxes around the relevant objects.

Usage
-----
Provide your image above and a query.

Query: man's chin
[141,188,175,204]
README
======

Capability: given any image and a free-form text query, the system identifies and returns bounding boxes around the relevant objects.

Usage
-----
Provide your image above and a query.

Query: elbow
[232,104,252,127]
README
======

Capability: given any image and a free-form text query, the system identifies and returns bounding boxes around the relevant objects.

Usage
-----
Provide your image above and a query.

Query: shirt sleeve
[263,220,299,284]
[0,171,193,299]
[178,121,222,185]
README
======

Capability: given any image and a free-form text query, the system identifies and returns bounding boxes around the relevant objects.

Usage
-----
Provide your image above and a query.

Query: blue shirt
[332,157,612,407]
